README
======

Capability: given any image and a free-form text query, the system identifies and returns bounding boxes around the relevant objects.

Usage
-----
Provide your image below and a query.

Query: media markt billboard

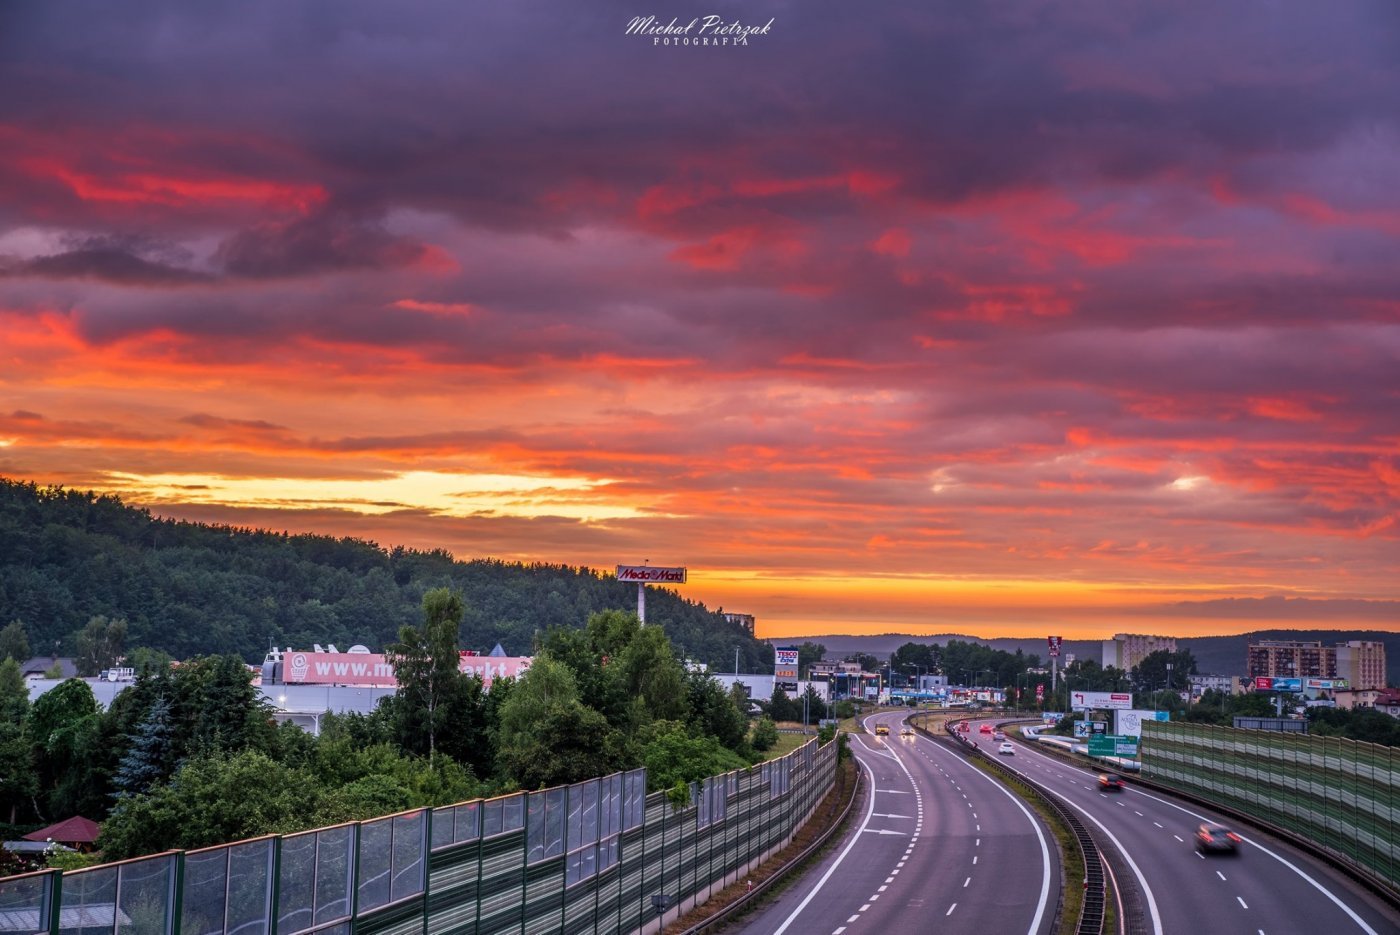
[1070,690,1133,711]
[1088,734,1139,757]
[616,565,687,583]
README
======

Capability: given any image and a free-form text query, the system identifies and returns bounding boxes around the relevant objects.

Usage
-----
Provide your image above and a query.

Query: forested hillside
[0,478,770,669]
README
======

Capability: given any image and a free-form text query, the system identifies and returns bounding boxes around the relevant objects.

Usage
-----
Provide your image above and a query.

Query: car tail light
[1226,833,1242,843]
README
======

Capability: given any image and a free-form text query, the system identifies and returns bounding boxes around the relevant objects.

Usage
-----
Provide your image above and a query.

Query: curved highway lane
[993,720,1400,935]
[733,710,1056,935]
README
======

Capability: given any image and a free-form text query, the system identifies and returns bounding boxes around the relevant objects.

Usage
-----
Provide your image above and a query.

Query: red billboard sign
[1035,684,1045,699]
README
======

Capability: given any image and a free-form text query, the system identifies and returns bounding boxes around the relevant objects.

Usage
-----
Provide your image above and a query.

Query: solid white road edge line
[1127,785,1380,935]
[1009,745,1163,935]
[770,737,881,935]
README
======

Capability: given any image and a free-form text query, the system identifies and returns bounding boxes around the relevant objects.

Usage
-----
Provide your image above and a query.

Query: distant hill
[0,478,771,670]
[787,633,1102,666]
[790,630,1400,685]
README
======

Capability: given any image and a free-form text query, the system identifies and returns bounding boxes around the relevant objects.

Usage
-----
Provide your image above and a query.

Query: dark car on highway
[1195,823,1241,854]
[1098,773,1124,791]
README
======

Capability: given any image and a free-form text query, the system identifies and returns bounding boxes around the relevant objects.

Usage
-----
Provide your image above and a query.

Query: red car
[979,724,994,734]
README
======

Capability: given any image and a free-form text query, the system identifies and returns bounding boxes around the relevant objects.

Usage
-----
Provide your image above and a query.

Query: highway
[989,717,1400,935]
[731,710,1056,935]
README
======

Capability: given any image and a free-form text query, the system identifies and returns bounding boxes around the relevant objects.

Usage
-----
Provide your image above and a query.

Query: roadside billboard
[1254,677,1302,692]
[1070,690,1133,711]
[616,564,687,583]
[282,651,530,688]
[1047,635,1062,658]
[1305,678,1349,690]
[774,647,799,682]
[1115,709,1169,737]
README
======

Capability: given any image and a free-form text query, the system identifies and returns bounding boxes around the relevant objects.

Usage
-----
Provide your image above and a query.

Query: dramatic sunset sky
[2,2,1397,640]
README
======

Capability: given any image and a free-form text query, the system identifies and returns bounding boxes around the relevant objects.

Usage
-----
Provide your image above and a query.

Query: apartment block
[1102,633,1177,672]
[1334,640,1387,690]
[1246,640,1337,680]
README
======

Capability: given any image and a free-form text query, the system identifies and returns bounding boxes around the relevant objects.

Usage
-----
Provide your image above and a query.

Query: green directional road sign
[1088,734,1139,757]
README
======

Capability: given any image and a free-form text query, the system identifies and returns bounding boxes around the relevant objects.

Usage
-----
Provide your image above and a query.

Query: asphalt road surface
[731,710,1056,935]
[993,719,1400,935]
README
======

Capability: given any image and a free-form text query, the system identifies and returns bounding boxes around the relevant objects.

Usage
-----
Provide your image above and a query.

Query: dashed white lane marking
[860,903,870,911]
[1173,835,1184,842]
[1238,896,1249,909]
[946,903,957,916]
[1217,870,1227,881]
[847,914,860,923]
[963,876,971,887]
[885,876,894,884]
[1128,785,1382,935]
[1153,822,1163,828]
[878,885,888,892]
[972,855,978,864]
[832,928,845,934]
[1135,811,1145,816]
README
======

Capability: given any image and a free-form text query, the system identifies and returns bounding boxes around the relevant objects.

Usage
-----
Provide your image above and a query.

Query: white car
[998,742,1015,755]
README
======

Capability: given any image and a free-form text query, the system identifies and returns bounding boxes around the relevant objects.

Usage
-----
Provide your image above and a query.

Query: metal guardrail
[676,746,862,934]
[925,716,1105,935]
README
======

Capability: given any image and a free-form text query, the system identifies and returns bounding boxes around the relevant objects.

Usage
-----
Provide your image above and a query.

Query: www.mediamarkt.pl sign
[616,565,687,583]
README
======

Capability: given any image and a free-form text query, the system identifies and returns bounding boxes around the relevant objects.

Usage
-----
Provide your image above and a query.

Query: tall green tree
[496,656,622,788]
[0,620,30,663]
[73,615,127,676]
[111,696,177,799]
[795,641,827,678]
[386,588,472,764]
[613,623,688,726]
[0,658,34,822]
[685,667,749,753]
[29,679,103,819]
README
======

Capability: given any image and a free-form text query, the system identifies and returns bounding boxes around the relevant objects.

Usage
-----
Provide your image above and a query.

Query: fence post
[268,835,282,935]
[171,851,185,935]
[45,868,61,935]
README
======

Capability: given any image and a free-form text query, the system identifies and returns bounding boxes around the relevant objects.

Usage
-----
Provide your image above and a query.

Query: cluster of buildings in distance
[14,625,1398,732]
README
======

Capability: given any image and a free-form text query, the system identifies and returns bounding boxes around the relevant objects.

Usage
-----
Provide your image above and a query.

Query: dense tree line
[1,590,769,865]
[0,478,771,670]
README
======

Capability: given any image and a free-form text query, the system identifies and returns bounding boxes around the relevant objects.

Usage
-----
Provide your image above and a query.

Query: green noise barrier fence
[1139,721,1400,891]
[0,738,836,935]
